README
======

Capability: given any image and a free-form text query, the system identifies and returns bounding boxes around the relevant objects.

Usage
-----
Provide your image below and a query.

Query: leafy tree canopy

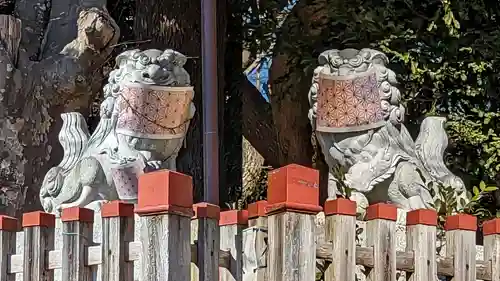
[245,0,500,188]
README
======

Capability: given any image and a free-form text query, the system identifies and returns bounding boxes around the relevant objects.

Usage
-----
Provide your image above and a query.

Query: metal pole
[201,0,219,205]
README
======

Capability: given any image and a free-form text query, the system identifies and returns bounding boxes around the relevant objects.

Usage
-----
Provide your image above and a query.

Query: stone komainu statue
[39,49,195,215]
[308,48,467,216]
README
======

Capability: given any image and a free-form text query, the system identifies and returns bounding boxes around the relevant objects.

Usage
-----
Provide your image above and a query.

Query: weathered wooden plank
[445,214,477,281]
[0,215,17,281]
[100,202,135,281]
[266,164,321,281]
[245,200,268,281]
[220,210,247,281]
[140,214,191,281]
[323,199,356,281]
[191,203,220,281]
[405,209,437,281]
[267,212,316,281]
[483,218,500,281]
[311,243,493,279]
[190,242,231,269]
[6,239,491,279]
[365,204,397,281]
[61,207,94,281]
[23,211,56,281]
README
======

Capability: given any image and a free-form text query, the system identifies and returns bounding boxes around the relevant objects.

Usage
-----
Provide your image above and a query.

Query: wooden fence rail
[0,164,498,281]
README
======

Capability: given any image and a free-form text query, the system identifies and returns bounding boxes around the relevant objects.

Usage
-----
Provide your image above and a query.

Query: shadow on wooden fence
[0,164,498,281]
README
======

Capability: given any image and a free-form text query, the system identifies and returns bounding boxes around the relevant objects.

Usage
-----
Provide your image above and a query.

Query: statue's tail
[39,112,90,214]
[58,112,91,172]
[414,117,467,195]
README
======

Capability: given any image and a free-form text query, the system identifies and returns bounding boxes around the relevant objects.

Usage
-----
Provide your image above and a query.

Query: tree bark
[268,0,329,167]
[0,3,118,217]
[237,0,330,202]
[236,0,331,169]
[133,0,227,202]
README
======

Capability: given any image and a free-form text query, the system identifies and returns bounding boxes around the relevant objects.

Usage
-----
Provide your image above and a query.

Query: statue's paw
[85,200,110,213]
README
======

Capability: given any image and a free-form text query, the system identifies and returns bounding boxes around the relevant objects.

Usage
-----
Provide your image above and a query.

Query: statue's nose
[142,65,162,79]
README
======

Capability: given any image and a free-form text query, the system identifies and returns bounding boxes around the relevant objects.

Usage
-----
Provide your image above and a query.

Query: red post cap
[23,211,56,228]
[366,203,398,221]
[265,164,322,215]
[0,215,18,231]
[220,210,248,226]
[445,214,477,231]
[101,201,135,218]
[61,207,94,223]
[483,218,500,236]
[324,198,357,216]
[248,201,268,219]
[135,169,194,217]
[192,202,220,220]
[406,209,437,226]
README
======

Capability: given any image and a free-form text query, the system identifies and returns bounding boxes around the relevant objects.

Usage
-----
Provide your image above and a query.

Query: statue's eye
[360,152,371,161]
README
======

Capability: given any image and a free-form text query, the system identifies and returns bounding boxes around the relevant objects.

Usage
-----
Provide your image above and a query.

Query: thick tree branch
[240,74,281,168]
[41,7,119,107]
[240,0,330,169]
[41,0,107,58]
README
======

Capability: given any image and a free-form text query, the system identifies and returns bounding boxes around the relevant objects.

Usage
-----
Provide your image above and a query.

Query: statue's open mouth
[344,153,404,194]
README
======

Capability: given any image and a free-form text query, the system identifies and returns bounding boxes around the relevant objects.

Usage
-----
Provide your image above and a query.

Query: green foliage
[318,0,500,189]
[331,165,353,198]
[432,181,498,221]
[430,180,497,254]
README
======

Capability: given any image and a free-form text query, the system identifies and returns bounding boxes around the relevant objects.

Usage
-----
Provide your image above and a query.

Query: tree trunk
[237,1,331,168]
[0,2,119,217]
[133,0,227,202]
[268,0,328,167]
[237,0,330,201]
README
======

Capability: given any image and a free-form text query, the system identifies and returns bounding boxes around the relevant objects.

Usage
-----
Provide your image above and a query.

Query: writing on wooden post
[0,215,17,281]
[191,202,220,281]
[135,169,194,281]
[266,164,322,281]
[406,209,437,281]
[365,203,397,281]
[324,198,357,281]
[22,211,56,281]
[445,214,477,281]
[61,207,94,281]
[101,201,135,281]
[220,209,248,281]
[245,200,268,281]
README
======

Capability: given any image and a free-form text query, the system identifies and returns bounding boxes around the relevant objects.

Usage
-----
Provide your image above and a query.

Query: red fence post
[135,170,193,281]
[266,164,322,281]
